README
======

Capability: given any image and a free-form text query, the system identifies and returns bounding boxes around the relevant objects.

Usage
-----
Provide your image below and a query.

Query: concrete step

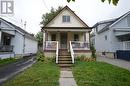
[58,60,72,64]
[59,64,73,67]
[58,58,72,61]
[59,55,71,58]
[59,53,70,56]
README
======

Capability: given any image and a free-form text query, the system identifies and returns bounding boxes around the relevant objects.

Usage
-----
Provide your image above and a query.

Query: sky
[0,0,130,35]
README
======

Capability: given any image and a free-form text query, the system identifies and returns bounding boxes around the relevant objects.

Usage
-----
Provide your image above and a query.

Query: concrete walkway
[59,70,77,86]
[97,56,130,71]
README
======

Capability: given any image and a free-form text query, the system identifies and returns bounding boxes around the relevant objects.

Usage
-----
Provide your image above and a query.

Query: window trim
[62,15,70,23]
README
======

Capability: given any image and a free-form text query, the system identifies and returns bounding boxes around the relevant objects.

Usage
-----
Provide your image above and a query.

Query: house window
[105,35,107,40]
[74,34,79,41]
[3,36,11,45]
[62,15,70,22]
[51,34,56,41]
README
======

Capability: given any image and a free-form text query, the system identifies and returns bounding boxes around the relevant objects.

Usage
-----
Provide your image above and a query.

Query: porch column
[57,32,60,48]
[85,32,89,43]
[0,31,1,44]
[43,31,46,50]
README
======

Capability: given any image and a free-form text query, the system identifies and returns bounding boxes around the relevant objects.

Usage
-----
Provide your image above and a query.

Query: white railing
[44,41,59,63]
[56,41,59,63]
[70,41,74,63]
[44,41,57,50]
[71,41,90,50]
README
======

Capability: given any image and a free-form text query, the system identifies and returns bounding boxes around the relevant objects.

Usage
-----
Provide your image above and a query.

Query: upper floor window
[62,15,70,22]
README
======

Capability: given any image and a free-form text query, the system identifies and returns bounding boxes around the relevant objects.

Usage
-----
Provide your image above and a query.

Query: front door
[60,33,67,49]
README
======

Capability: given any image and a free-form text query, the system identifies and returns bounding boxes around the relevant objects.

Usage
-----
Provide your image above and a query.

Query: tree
[67,0,119,6]
[41,6,63,26]
[35,31,43,46]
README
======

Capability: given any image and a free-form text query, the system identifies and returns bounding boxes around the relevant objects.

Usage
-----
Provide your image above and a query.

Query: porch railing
[44,41,57,50]
[69,41,74,63]
[44,41,59,63]
[0,45,13,52]
[71,41,90,50]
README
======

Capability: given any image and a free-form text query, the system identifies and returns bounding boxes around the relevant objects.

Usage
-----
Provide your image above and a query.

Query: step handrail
[69,41,74,63]
[56,41,59,63]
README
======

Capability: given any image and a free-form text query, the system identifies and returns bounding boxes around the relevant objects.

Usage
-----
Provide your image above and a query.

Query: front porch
[0,31,14,59]
[43,30,92,64]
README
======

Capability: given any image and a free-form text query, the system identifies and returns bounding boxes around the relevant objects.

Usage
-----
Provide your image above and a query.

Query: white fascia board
[45,29,91,32]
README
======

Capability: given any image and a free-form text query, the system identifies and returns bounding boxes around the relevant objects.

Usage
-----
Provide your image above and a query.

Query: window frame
[62,15,70,23]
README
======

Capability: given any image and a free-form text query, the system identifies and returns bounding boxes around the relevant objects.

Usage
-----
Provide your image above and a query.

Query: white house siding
[95,30,111,52]
[24,37,38,55]
[109,29,121,52]
[111,17,128,28]
[11,32,24,55]
[46,10,86,27]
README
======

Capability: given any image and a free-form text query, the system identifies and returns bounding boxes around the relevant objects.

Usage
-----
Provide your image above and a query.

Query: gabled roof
[43,5,89,28]
[109,11,130,27]
[93,11,130,34]
[0,17,36,41]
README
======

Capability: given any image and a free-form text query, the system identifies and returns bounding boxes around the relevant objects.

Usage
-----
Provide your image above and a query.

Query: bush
[36,51,45,62]
[36,52,55,63]
[90,44,96,58]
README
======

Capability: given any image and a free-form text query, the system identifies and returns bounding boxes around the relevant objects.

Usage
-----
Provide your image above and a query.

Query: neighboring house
[41,6,92,64]
[91,11,130,60]
[0,18,38,59]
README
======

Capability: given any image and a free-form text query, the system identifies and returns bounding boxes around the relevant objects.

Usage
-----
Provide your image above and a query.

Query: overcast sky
[1,0,130,34]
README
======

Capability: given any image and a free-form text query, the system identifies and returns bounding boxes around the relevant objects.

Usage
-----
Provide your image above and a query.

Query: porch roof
[42,27,92,32]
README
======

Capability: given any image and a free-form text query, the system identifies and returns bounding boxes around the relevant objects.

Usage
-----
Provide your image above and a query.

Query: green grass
[0,58,18,66]
[73,61,130,86]
[4,61,60,86]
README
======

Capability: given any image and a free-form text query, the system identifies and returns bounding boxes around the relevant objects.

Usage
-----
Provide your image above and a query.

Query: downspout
[0,29,1,45]
[23,34,25,57]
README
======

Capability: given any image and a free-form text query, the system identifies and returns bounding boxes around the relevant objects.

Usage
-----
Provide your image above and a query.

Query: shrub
[36,51,45,62]
[36,52,55,63]
[90,44,96,58]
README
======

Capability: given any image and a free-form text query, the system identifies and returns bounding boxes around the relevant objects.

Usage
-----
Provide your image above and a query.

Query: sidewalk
[97,56,130,71]
[59,69,77,86]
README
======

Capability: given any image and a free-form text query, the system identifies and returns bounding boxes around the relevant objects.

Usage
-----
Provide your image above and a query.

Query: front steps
[58,49,73,68]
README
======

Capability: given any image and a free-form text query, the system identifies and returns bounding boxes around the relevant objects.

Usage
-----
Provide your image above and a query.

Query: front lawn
[4,61,60,86]
[73,61,130,86]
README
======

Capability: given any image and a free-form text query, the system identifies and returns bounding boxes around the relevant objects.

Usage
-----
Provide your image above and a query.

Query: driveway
[97,56,130,71]
[0,56,36,85]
